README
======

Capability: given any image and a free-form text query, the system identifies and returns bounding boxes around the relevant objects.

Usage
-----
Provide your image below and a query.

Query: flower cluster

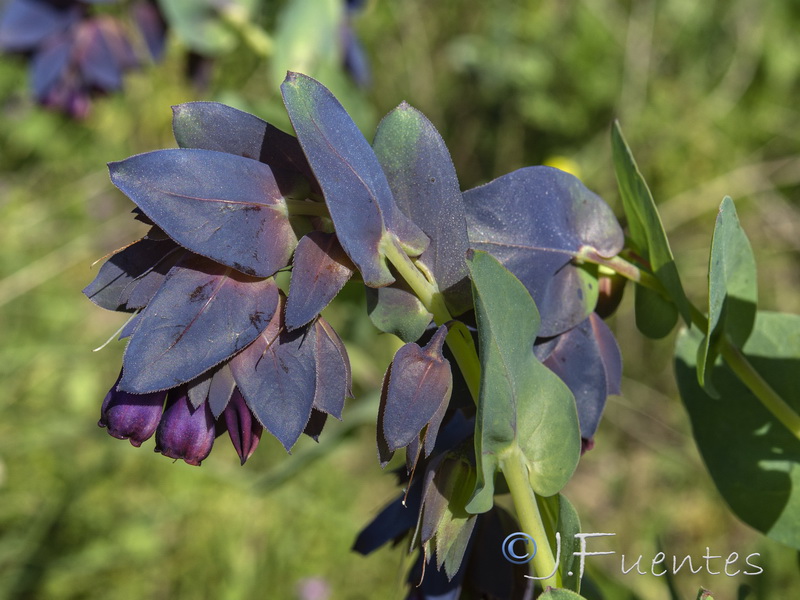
[0,0,372,118]
[0,0,165,117]
[99,370,263,465]
[86,95,355,465]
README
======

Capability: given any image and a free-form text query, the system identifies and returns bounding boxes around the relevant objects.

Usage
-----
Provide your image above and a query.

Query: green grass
[0,1,798,598]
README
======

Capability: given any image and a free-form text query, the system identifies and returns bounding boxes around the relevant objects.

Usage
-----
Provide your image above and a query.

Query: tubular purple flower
[223,388,263,465]
[155,388,216,466]
[98,371,166,447]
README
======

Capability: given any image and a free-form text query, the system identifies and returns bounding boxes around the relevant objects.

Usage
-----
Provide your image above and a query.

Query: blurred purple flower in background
[296,576,331,600]
[0,0,165,117]
[340,0,369,88]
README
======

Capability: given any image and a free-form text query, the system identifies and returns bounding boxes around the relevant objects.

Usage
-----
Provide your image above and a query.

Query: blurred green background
[0,0,798,598]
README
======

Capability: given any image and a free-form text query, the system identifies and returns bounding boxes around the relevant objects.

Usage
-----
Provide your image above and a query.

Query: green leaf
[698,196,757,396]
[373,102,472,315]
[539,494,582,593]
[365,284,432,343]
[159,0,241,55]
[635,285,679,339]
[611,122,690,335]
[432,457,478,579]
[269,0,342,87]
[675,312,800,549]
[539,589,589,600]
[465,166,622,337]
[465,251,580,513]
[281,72,429,288]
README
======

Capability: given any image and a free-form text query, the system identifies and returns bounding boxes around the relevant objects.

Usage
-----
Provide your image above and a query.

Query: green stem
[381,240,481,400]
[720,342,800,438]
[444,321,481,402]
[381,239,447,319]
[501,450,561,588]
[221,8,273,58]
[580,250,663,292]
[585,252,800,441]
[285,200,330,218]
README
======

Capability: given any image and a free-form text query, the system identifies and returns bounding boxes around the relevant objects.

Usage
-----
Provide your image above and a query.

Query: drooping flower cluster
[355,410,538,599]
[0,0,165,117]
[0,0,372,118]
[99,369,267,466]
[86,96,355,465]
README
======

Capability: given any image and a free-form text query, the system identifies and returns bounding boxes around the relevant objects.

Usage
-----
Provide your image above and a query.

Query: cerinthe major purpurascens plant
[85,72,800,599]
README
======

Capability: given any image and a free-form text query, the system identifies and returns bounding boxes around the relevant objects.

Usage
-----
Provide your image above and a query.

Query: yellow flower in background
[543,155,582,179]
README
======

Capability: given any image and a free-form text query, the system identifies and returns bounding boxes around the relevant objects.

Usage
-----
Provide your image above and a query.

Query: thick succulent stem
[500,449,561,589]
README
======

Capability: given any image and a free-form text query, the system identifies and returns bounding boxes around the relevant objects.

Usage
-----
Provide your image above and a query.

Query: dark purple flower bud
[595,269,627,318]
[378,325,452,468]
[99,371,166,447]
[223,388,263,465]
[155,388,215,466]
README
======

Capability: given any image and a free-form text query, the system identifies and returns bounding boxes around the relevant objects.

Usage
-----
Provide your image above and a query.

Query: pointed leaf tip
[281,73,428,287]
[83,235,182,312]
[611,121,691,328]
[286,232,354,330]
[374,103,471,313]
[698,196,757,394]
[230,298,318,452]
[312,317,351,420]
